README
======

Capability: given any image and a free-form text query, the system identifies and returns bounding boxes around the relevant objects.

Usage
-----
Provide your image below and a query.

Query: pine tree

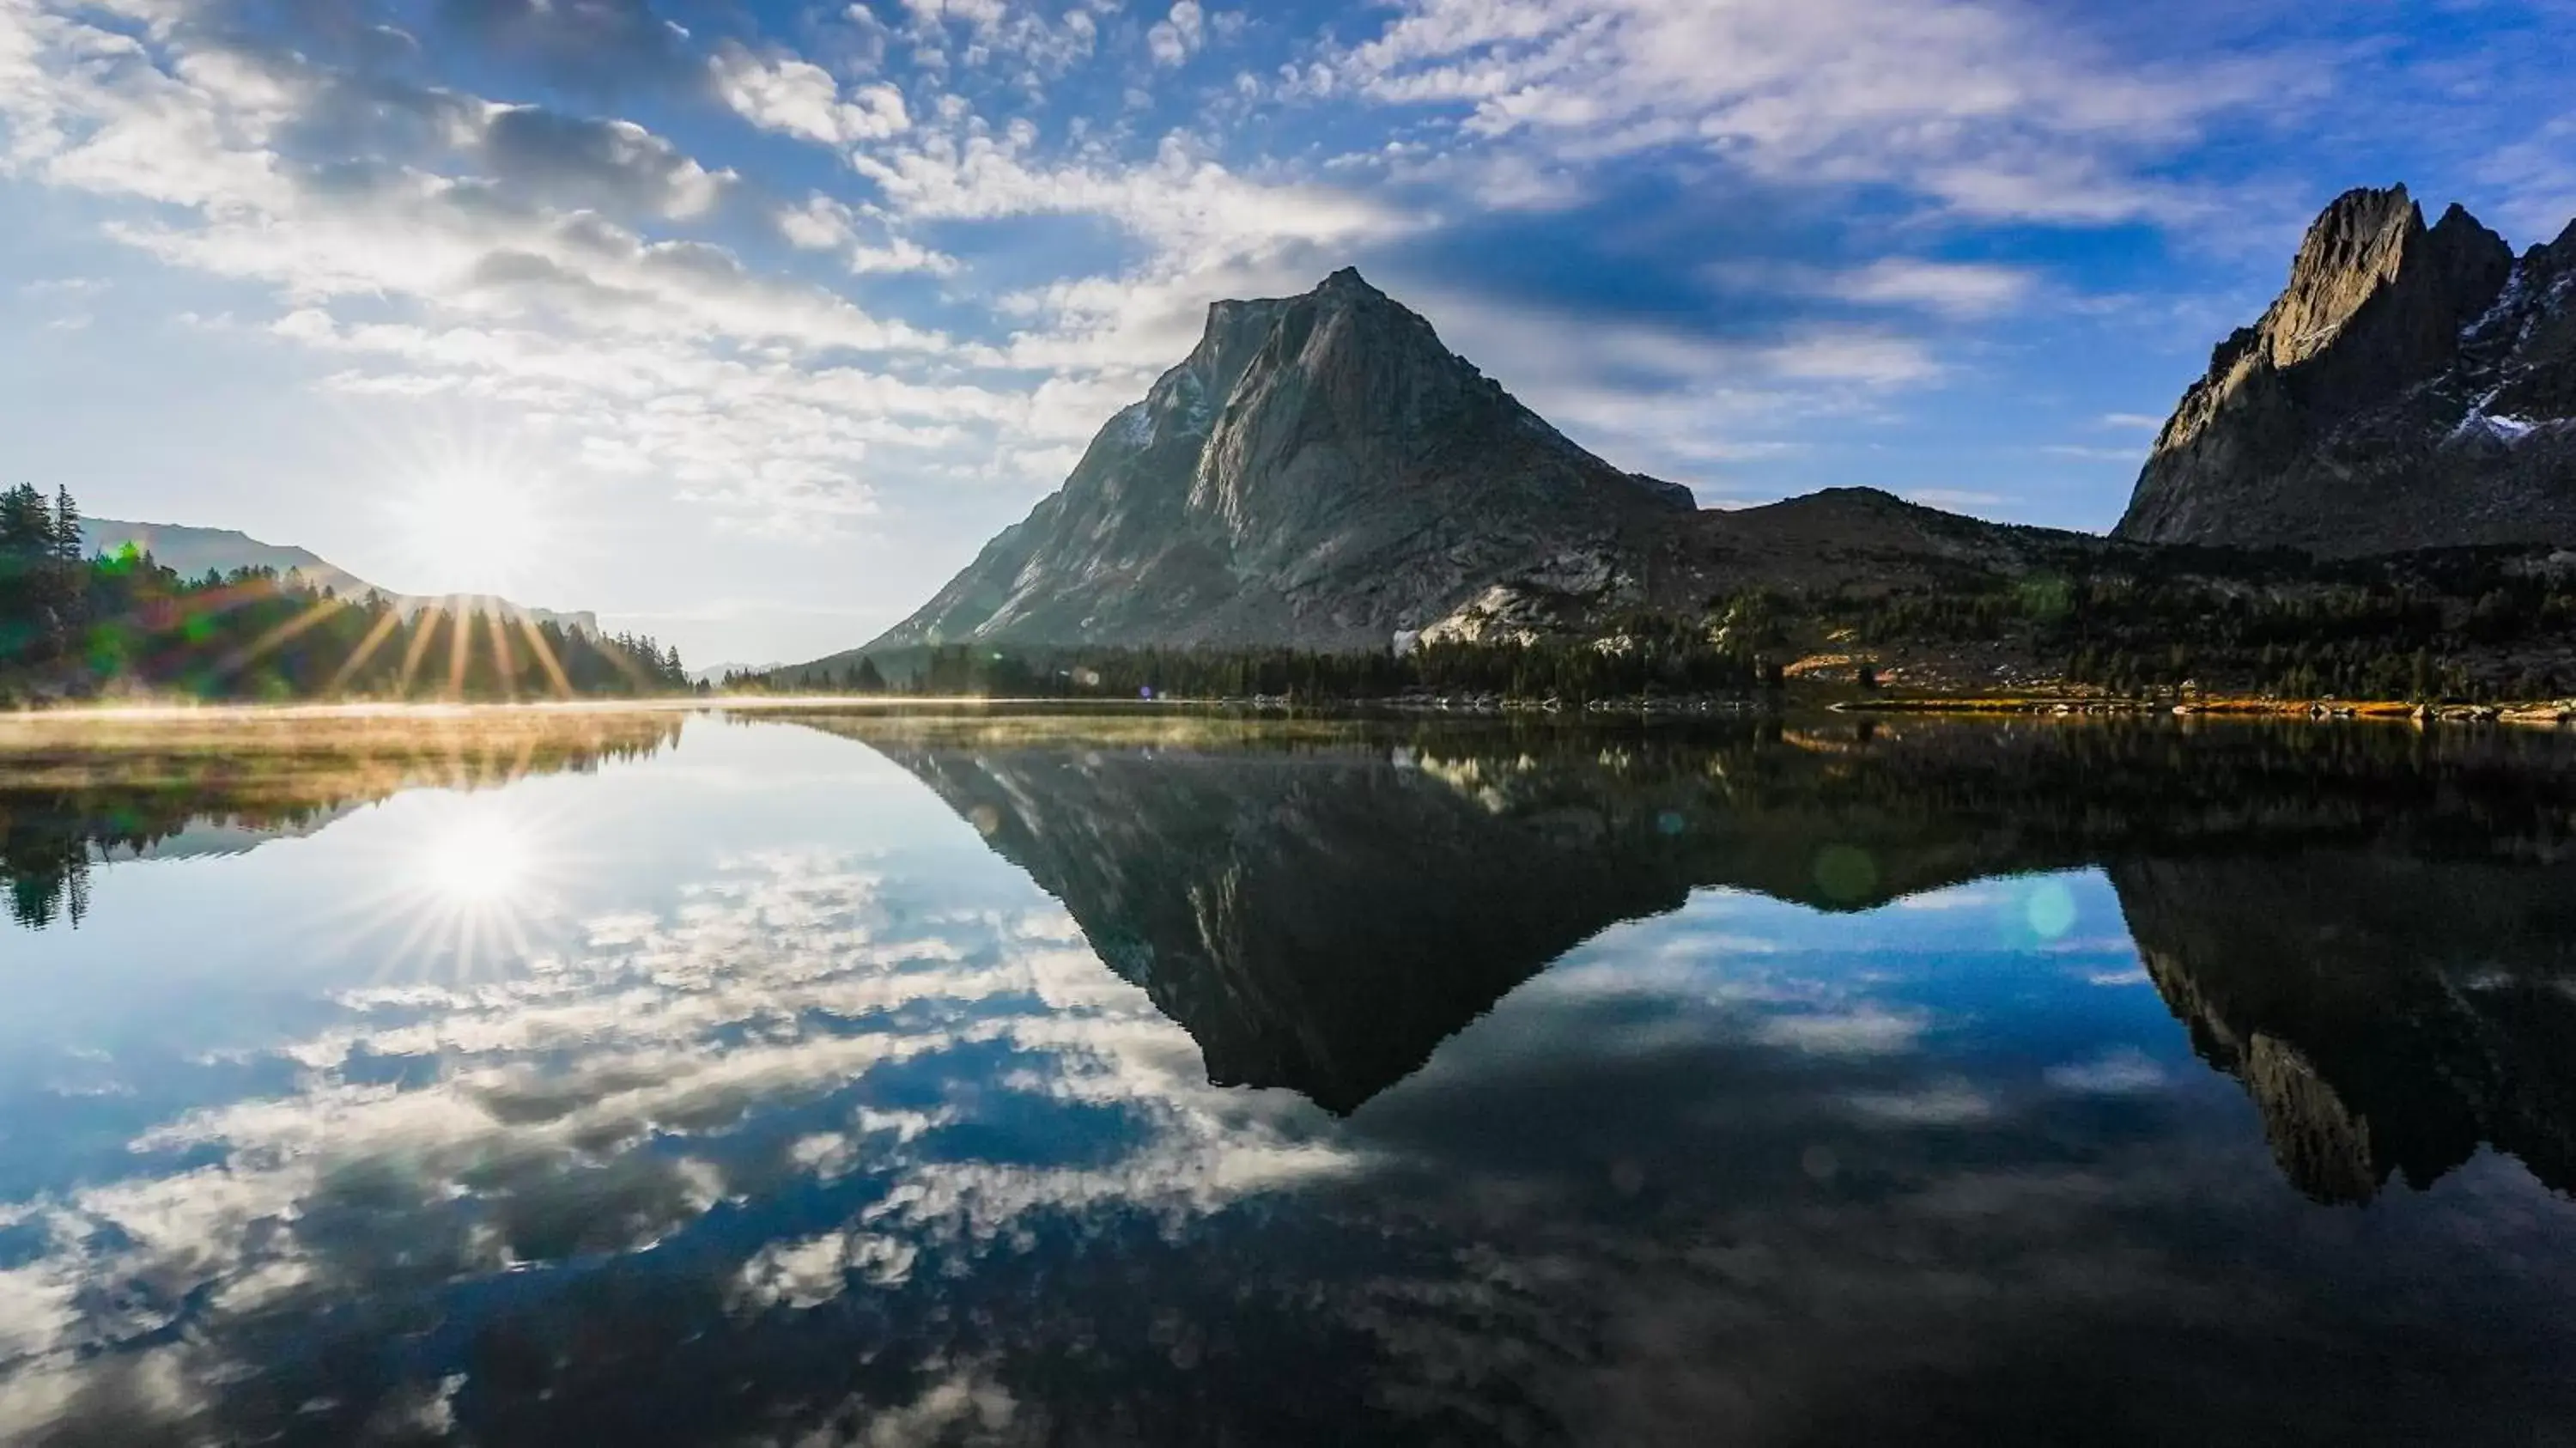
[51,486,82,563]
[0,484,48,554]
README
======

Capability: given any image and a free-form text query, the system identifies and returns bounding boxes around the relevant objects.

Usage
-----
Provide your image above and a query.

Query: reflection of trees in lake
[840,716,2576,1196]
[0,711,683,928]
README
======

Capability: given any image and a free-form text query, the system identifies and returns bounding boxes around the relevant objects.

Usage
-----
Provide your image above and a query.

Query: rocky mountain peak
[860,269,1696,653]
[2262,184,2421,369]
[2116,184,2567,554]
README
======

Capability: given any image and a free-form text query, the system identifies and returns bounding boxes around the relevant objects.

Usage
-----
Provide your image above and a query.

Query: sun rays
[308,748,598,987]
[368,792,556,982]
[179,590,590,703]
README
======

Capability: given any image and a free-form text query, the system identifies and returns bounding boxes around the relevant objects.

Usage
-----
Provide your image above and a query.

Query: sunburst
[306,784,593,987]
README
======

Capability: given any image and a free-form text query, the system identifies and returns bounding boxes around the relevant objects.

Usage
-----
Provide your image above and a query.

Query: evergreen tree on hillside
[51,486,81,563]
[0,484,48,553]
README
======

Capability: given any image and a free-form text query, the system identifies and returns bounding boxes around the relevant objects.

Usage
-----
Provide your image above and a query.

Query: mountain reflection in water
[818,714,2576,1204]
[2,709,2574,1445]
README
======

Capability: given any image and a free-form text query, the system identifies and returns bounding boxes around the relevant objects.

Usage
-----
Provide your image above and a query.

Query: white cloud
[1906,489,2009,509]
[1388,290,1936,484]
[779,192,861,250]
[1339,0,2284,223]
[1844,1080,1998,1125]
[2044,1048,2168,1096]
[857,130,1398,274]
[0,845,1364,1445]
[710,43,910,148]
[0,3,1012,530]
[850,237,963,277]
[1148,2,1206,66]
[2476,112,2576,243]
[842,119,1411,380]
[474,102,737,221]
[1755,1005,1928,1056]
[1762,327,1941,386]
[1838,259,2034,317]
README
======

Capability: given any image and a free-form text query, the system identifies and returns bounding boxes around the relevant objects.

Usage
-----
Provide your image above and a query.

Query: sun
[418,809,534,903]
[331,793,569,983]
[390,468,546,598]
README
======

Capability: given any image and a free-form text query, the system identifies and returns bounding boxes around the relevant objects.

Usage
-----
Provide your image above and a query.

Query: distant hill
[83,517,600,637]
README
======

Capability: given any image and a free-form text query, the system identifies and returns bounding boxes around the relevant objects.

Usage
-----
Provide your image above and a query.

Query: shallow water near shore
[3,707,2574,1445]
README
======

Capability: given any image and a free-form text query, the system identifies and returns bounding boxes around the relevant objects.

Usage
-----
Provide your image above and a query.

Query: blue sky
[2,0,2573,664]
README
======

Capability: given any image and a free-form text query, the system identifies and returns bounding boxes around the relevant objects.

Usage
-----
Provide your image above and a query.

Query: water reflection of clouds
[7,742,2575,1446]
[1279,885,2576,1444]
[0,844,1359,1442]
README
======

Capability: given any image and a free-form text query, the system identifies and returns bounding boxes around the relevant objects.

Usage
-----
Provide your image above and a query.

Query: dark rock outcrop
[2117,185,2576,554]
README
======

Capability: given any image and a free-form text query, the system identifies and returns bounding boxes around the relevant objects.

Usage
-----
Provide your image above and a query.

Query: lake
[3,706,2574,1446]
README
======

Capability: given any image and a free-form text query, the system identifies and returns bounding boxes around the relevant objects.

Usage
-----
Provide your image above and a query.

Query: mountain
[83,517,601,636]
[2117,184,2576,554]
[83,518,374,595]
[820,269,2093,666]
[817,231,2575,674]
[868,269,1698,654]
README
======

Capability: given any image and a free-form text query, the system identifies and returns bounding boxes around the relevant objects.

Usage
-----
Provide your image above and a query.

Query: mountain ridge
[82,517,602,637]
[805,197,2576,675]
[835,269,2096,668]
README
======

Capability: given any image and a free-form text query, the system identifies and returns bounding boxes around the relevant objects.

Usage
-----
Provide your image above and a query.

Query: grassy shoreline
[1837,694,2576,725]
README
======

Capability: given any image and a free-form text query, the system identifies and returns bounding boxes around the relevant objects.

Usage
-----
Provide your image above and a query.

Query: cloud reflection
[0,845,1360,1444]
[9,718,2576,1445]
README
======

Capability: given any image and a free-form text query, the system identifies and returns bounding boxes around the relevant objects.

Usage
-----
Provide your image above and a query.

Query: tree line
[1820,546,2576,701]
[1,483,690,704]
[734,544,2576,707]
[744,612,1777,705]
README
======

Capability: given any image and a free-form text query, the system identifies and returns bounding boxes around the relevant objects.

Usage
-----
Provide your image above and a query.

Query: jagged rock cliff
[869,269,1696,652]
[2117,185,2576,554]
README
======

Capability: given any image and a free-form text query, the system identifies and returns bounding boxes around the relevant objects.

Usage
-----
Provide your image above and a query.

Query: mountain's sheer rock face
[870,269,1698,652]
[2117,185,2576,554]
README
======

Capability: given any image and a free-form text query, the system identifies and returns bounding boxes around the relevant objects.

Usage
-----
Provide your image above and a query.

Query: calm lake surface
[3,707,2575,1446]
